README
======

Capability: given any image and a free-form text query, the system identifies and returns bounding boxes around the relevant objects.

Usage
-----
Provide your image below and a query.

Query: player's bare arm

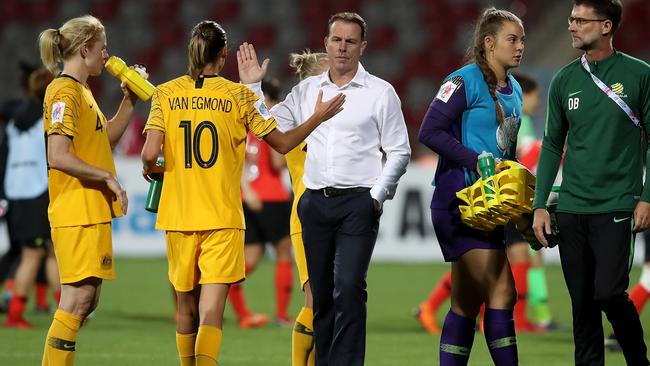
[264,90,345,154]
[141,129,165,180]
[47,133,128,214]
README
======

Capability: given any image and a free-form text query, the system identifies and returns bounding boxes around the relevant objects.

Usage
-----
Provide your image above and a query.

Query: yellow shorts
[166,229,245,292]
[291,232,309,289]
[51,223,114,284]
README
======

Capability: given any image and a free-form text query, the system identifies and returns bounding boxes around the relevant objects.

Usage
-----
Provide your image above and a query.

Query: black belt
[311,187,370,198]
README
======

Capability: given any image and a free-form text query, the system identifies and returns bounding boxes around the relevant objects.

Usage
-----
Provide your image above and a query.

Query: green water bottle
[145,157,164,213]
[477,151,496,197]
[545,186,561,248]
[477,151,496,178]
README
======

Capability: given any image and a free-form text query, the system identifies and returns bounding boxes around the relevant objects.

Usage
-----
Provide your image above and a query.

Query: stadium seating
[1,0,648,157]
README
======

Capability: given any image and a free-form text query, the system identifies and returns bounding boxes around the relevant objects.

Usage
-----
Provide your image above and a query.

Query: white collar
[318,63,368,88]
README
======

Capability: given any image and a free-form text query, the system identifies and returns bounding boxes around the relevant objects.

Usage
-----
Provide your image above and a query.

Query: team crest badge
[101,255,113,268]
[610,82,627,98]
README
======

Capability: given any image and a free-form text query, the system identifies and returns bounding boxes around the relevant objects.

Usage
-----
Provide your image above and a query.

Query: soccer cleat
[4,316,32,329]
[536,320,567,331]
[515,320,543,333]
[34,305,52,314]
[413,303,440,334]
[275,315,293,327]
[238,313,269,329]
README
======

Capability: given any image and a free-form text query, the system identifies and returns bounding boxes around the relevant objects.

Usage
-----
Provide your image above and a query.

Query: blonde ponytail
[289,50,328,80]
[38,29,62,71]
[38,15,105,70]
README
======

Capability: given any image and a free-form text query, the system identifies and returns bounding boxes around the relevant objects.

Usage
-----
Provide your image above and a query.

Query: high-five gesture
[237,42,269,84]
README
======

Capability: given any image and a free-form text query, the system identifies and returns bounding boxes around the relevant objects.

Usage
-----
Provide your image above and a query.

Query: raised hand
[313,90,345,122]
[237,42,269,84]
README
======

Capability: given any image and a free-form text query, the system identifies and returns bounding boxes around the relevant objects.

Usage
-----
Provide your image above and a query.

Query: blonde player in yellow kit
[240,48,329,366]
[286,51,328,366]
[141,21,345,366]
[38,15,144,366]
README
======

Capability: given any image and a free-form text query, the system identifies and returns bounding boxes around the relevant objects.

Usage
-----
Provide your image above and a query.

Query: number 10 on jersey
[179,120,219,169]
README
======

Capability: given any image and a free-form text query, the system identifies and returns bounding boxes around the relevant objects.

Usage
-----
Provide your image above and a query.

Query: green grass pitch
[0,258,647,365]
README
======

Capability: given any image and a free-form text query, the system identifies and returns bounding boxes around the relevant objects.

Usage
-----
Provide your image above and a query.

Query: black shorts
[504,221,526,246]
[6,191,51,248]
[243,201,291,244]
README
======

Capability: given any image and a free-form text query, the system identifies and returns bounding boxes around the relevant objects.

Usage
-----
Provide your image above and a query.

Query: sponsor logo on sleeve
[52,102,66,124]
[435,80,458,103]
[254,99,272,120]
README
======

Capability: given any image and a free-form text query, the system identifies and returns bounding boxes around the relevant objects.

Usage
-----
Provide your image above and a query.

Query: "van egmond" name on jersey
[168,96,233,112]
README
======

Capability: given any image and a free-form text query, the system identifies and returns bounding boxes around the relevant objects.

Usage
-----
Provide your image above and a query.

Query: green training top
[517,114,536,145]
[534,51,650,213]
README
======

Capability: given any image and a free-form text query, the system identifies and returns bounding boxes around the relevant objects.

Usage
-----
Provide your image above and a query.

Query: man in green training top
[532,0,650,365]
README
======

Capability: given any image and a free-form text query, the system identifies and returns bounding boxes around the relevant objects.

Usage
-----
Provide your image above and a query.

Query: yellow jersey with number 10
[43,75,122,228]
[144,75,277,231]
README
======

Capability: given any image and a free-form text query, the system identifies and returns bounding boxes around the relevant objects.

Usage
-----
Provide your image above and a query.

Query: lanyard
[580,55,640,127]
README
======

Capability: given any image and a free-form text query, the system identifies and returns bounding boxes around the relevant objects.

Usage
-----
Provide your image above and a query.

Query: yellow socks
[176,332,197,366]
[41,309,83,366]
[292,307,315,366]
[195,325,222,366]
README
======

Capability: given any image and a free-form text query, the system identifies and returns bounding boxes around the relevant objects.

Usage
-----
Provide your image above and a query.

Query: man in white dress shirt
[267,12,411,365]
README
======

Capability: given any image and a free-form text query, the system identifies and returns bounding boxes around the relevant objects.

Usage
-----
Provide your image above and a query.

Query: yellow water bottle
[104,56,155,101]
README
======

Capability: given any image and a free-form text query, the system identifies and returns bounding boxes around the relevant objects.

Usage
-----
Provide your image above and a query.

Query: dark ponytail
[188,21,227,79]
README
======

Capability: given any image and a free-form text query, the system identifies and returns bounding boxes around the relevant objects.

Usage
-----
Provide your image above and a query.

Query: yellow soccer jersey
[144,75,277,231]
[285,142,306,235]
[44,75,122,228]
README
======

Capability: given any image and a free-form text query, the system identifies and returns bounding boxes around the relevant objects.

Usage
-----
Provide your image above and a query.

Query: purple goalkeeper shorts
[431,206,505,262]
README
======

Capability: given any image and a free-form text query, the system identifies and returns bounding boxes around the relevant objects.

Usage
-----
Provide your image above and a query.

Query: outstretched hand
[237,42,269,84]
[313,90,345,122]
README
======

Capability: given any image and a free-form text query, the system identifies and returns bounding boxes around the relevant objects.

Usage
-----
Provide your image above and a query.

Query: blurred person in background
[418,7,524,365]
[0,61,39,312]
[142,20,344,365]
[230,77,294,329]
[532,0,650,364]
[238,12,411,365]
[2,66,60,329]
[39,14,141,365]
[504,72,555,332]
[606,232,650,352]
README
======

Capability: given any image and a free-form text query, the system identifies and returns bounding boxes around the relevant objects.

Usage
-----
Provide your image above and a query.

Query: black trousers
[557,212,649,366]
[298,188,379,366]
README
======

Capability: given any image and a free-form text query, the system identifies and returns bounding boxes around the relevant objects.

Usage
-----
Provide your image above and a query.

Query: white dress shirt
[269,63,411,204]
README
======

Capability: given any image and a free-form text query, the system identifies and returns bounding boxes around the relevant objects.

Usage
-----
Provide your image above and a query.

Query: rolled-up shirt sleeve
[372,86,411,203]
